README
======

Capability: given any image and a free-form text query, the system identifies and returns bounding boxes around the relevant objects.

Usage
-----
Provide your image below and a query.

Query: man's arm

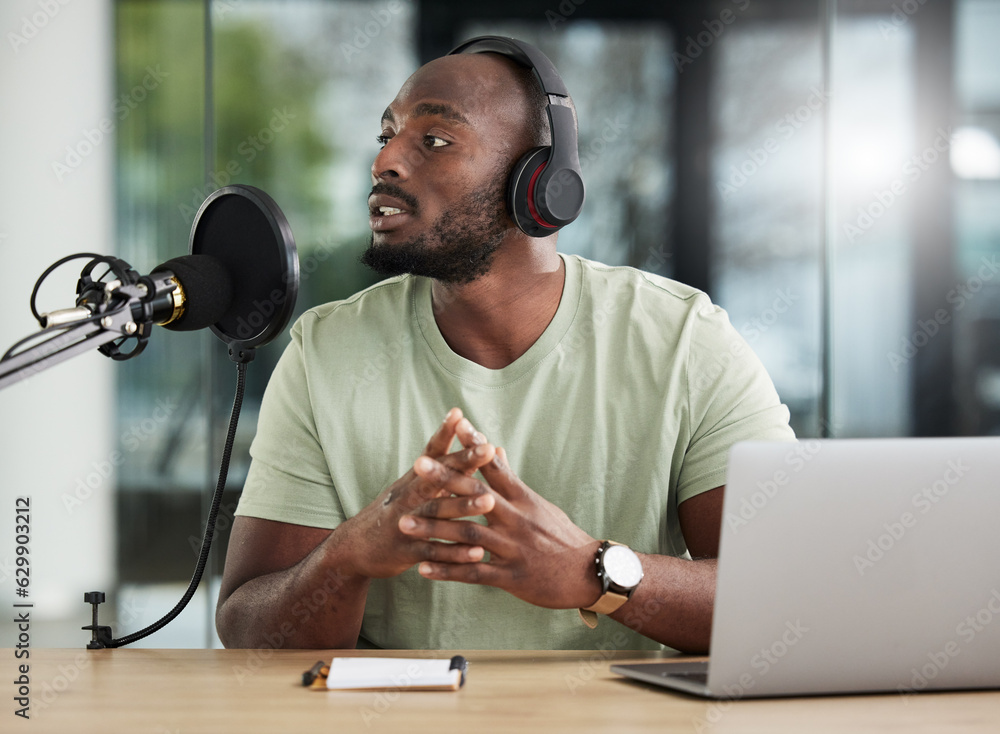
[216,517,366,649]
[606,487,721,653]
[401,444,724,653]
[216,410,498,648]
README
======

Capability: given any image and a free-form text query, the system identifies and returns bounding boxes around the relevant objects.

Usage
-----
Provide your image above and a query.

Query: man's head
[361,50,551,284]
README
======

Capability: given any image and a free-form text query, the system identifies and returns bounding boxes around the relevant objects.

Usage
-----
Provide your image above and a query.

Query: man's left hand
[399,444,603,610]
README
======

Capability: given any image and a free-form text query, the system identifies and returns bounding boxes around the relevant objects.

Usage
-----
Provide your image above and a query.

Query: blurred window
[110,0,999,648]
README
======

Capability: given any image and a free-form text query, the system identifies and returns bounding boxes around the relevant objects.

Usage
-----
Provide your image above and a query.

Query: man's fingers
[424,407,463,457]
[439,442,496,475]
[408,492,495,520]
[399,515,515,556]
[410,540,486,564]
[479,446,528,502]
[413,455,490,497]
[455,416,488,450]
[422,407,490,457]
[418,561,502,587]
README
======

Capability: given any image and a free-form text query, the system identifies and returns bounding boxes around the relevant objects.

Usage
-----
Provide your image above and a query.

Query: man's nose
[371,136,414,183]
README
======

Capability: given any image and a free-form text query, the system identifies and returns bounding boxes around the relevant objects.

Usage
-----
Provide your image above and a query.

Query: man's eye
[375,134,390,148]
[424,136,449,148]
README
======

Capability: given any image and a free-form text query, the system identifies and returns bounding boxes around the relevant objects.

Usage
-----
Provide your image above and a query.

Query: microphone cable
[99,358,247,648]
[30,253,255,648]
[28,252,128,325]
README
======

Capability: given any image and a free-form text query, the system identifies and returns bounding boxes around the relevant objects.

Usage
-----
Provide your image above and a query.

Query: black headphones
[448,36,585,237]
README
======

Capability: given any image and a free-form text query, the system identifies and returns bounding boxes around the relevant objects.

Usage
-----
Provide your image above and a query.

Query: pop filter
[189,185,298,359]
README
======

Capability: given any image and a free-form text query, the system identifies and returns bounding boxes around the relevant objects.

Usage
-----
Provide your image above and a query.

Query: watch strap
[579,540,637,629]
[578,590,630,629]
[583,589,630,615]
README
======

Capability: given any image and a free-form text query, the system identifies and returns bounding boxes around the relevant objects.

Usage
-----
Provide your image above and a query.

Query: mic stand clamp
[82,591,113,649]
[95,281,154,361]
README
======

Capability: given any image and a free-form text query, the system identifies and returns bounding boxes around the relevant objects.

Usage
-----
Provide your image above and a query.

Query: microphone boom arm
[0,304,143,391]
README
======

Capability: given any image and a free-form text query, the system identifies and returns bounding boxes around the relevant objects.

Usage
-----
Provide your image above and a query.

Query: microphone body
[52,254,234,333]
[149,255,233,331]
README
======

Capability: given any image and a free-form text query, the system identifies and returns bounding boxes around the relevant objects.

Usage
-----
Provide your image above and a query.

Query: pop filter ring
[189,184,299,361]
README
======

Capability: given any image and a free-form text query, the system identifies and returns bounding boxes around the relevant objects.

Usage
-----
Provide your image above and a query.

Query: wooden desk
[11,648,1000,733]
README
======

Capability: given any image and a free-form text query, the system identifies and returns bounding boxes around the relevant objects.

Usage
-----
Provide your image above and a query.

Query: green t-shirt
[236,253,795,649]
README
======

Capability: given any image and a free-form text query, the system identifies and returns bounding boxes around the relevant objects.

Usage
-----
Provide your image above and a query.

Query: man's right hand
[337,407,497,579]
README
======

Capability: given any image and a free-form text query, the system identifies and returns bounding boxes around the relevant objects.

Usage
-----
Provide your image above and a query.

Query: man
[216,41,794,653]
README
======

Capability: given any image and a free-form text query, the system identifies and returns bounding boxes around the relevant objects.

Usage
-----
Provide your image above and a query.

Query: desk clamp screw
[82,591,114,649]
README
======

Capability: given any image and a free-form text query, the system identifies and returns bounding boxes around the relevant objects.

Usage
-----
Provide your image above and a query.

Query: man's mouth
[369,192,416,233]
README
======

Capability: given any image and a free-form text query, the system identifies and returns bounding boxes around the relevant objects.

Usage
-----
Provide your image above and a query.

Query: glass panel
[711,20,824,438]
[954,0,1000,435]
[106,0,1000,650]
[828,16,913,437]
[711,10,915,439]
[114,0,210,647]
[117,0,208,494]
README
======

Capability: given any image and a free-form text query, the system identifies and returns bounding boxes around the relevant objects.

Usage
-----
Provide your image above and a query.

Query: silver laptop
[612,437,1000,698]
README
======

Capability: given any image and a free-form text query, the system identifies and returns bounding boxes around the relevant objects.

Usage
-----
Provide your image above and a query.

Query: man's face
[362,55,526,284]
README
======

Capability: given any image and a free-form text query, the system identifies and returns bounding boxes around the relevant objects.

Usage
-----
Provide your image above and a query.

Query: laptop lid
[702,437,1000,698]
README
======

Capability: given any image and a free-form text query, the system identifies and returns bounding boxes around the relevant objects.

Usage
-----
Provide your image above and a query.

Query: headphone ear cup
[507,147,561,238]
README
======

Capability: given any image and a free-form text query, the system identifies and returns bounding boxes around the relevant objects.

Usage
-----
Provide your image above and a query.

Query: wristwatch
[579,541,644,629]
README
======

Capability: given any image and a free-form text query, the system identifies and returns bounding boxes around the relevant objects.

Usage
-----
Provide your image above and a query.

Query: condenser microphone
[1,184,297,389]
[38,254,232,333]
[71,185,297,354]
[1,185,298,647]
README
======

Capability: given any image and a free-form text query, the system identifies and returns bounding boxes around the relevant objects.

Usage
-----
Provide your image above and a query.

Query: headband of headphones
[448,36,585,236]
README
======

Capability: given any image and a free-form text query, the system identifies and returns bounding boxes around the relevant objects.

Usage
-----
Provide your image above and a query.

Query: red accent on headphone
[526,162,558,229]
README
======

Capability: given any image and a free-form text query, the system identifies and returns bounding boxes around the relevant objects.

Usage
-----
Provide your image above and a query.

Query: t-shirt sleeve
[676,297,796,504]
[235,314,346,529]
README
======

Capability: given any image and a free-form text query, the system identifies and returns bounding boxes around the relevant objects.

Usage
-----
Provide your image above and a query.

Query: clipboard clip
[302,661,328,687]
[449,655,469,688]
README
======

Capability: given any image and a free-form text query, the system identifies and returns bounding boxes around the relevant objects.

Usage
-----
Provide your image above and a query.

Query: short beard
[361,169,510,285]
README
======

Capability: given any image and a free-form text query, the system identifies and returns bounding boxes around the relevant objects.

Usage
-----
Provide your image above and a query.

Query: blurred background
[0,0,997,648]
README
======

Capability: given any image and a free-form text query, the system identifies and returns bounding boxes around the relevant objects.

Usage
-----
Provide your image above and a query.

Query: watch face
[603,545,644,589]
